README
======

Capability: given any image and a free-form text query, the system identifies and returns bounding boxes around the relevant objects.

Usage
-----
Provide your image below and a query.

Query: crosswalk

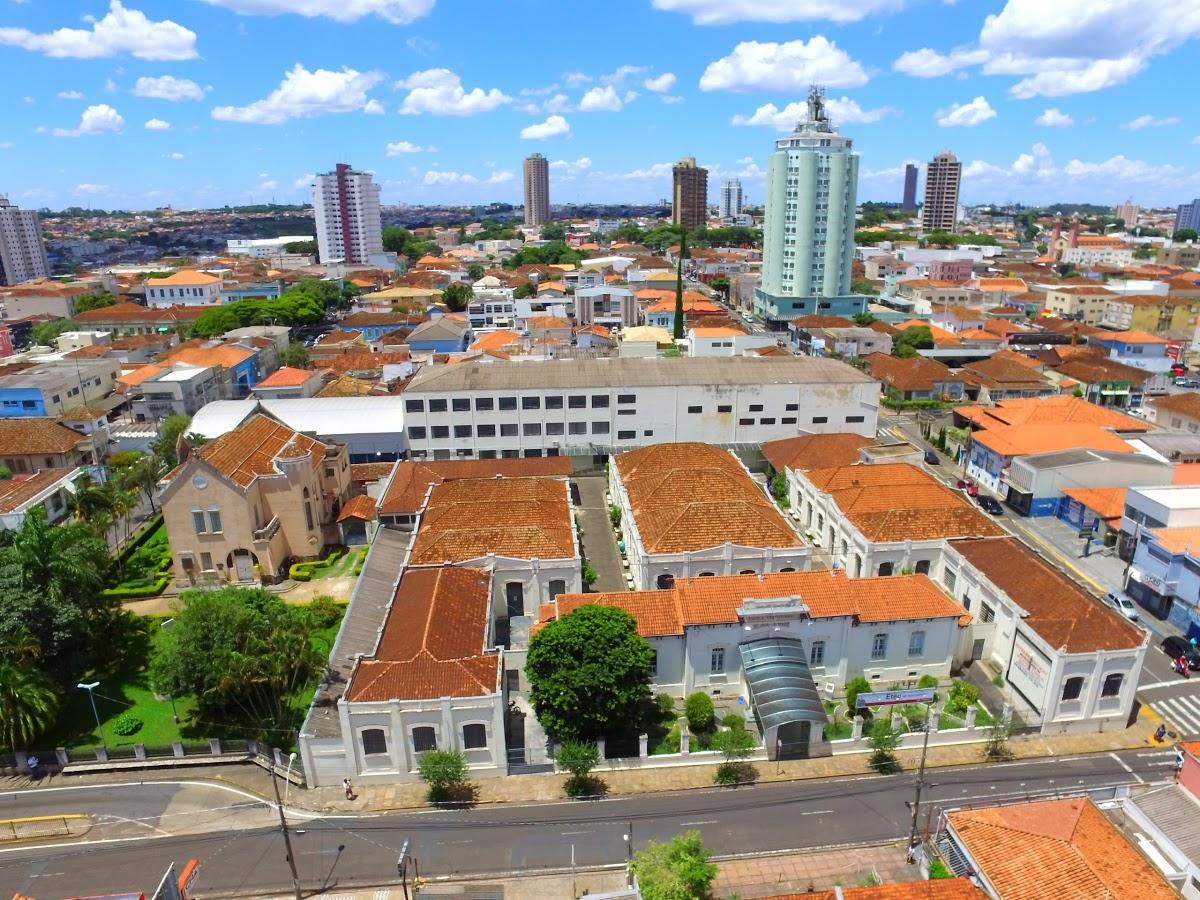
[1149,693,1200,735]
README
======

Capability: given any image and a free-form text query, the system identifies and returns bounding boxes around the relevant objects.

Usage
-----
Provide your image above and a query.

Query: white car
[1104,592,1139,622]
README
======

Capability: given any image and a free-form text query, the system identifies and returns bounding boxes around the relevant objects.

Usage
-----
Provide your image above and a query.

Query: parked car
[1104,591,1139,622]
[1179,379,1200,389]
[924,449,940,465]
[1162,636,1200,669]
[977,495,1003,515]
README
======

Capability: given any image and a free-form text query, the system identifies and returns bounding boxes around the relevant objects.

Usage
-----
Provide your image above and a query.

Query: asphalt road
[0,749,1178,898]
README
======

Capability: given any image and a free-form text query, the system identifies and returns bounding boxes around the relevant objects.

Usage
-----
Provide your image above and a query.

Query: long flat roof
[405,356,873,392]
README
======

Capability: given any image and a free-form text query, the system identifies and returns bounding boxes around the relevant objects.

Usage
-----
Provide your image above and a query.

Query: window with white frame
[411,726,437,753]
[207,508,222,533]
[1061,677,1084,702]
[192,509,206,534]
[871,633,888,660]
[462,723,487,749]
[1101,673,1124,698]
[908,630,925,657]
[361,728,387,755]
[810,640,825,667]
[649,649,658,678]
[710,648,725,674]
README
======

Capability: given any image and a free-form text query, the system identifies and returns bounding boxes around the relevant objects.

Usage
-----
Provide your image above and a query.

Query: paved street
[0,750,1178,898]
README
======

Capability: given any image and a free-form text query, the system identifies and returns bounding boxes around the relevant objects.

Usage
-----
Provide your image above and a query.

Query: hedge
[101,574,171,600]
[289,548,345,582]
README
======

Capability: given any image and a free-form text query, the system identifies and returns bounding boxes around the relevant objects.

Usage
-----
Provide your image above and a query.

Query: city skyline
[0,1,1198,210]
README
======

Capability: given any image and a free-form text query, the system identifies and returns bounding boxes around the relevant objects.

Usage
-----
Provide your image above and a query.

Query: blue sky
[1,0,1198,211]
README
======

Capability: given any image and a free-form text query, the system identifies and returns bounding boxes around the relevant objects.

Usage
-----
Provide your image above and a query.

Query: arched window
[462,723,487,749]
[1102,673,1123,697]
[915,560,931,575]
[657,573,675,589]
[698,571,716,578]
[739,569,756,575]
[302,487,314,531]
[878,562,894,576]
[360,728,387,755]
[412,726,437,753]
[778,567,796,573]
[1062,677,1084,702]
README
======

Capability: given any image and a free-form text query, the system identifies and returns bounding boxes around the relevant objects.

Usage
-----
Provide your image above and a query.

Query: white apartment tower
[920,151,962,232]
[720,179,744,220]
[311,164,382,265]
[754,86,864,328]
[0,195,50,286]
[524,153,550,227]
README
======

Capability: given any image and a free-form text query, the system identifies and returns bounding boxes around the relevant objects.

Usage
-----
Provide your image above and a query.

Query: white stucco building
[573,285,638,328]
[611,442,810,589]
[311,163,383,265]
[400,356,879,460]
[145,271,222,308]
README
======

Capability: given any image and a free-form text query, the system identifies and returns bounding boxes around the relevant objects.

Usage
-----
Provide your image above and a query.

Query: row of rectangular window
[410,421,612,440]
[407,394,634,414]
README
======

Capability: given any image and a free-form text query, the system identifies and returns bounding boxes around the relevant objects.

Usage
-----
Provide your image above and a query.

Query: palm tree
[0,662,59,752]
[8,508,109,605]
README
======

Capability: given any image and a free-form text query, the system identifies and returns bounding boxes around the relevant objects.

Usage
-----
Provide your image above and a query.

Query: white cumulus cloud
[422,169,513,186]
[652,0,903,24]
[196,0,435,24]
[936,96,996,127]
[643,72,677,93]
[212,64,384,124]
[363,98,385,115]
[0,1,198,60]
[385,140,433,155]
[396,68,510,116]
[52,103,125,137]
[731,97,897,130]
[1121,114,1181,131]
[132,75,207,101]
[75,183,112,195]
[520,115,571,139]
[1034,108,1074,127]
[550,157,592,176]
[578,85,624,112]
[57,90,84,100]
[700,37,869,92]
[167,151,185,160]
[143,117,170,130]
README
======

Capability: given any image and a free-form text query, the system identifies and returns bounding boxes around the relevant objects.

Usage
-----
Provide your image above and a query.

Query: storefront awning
[739,637,827,732]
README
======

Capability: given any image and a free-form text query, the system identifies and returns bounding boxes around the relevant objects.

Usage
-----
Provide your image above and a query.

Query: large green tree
[892,325,934,359]
[150,587,321,735]
[631,831,718,900]
[526,605,653,741]
[442,282,473,312]
[150,414,192,469]
[73,292,118,314]
[0,660,59,752]
[540,223,566,241]
[31,320,79,348]
[278,341,311,369]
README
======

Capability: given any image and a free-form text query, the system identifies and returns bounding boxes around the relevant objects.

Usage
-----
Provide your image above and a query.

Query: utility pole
[270,759,302,899]
[907,702,933,862]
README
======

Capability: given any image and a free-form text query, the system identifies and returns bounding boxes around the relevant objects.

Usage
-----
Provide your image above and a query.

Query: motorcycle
[1174,657,1191,678]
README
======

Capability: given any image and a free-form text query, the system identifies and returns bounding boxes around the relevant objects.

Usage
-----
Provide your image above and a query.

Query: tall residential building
[920,151,962,232]
[1114,200,1139,229]
[719,178,744,219]
[901,164,919,212]
[0,195,50,286]
[523,153,550,227]
[311,163,382,265]
[1176,199,1200,235]
[671,157,708,230]
[755,86,865,329]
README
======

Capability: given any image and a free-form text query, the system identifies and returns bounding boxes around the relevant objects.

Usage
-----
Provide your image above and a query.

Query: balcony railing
[252,516,280,544]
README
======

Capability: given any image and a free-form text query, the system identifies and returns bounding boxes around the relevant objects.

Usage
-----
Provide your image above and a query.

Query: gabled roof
[336,493,377,522]
[347,566,499,701]
[1054,357,1151,387]
[615,442,803,554]
[1152,392,1200,422]
[1091,329,1170,345]
[539,570,969,638]
[407,317,468,341]
[378,457,573,516]
[255,366,318,388]
[146,271,221,285]
[408,477,575,564]
[194,413,322,489]
[865,353,960,392]
[959,395,1148,432]
[159,343,256,371]
[969,423,1135,458]
[947,797,1174,900]
[761,433,872,473]
[804,463,1004,542]
[0,467,80,512]
[791,314,854,330]
[0,419,85,456]
[951,537,1143,652]
[1060,487,1127,521]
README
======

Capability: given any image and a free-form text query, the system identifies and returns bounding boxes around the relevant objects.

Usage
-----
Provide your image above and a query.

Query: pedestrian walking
[26,755,39,781]
[343,778,354,800]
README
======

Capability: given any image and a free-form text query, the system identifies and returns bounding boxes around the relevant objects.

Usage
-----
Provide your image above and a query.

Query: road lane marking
[562,830,594,836]
[1110,752,1144,784]
[1140,681,1182,691]
[680,820,717,826]
[800,810,834,816]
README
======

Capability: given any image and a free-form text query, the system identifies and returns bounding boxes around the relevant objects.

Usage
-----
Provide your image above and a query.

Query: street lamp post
[77,681,103,747]
[270,752,302,900]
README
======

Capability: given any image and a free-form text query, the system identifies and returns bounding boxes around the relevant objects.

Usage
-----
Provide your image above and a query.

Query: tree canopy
[525,604,653,741]
[631,831,718,900]
[1176,228,1199,242]
[150,414,192,469]
[442,282,473,312]
[189,287,325,338]
[282,239,317,255]
[73,291,118,314]
[31,319,79,348]
[893,325,934,358]
[278,341,311,368]
[382,226,438,262]
[540,223,566,241]
[502,240,583,269]
[150,587,322,736]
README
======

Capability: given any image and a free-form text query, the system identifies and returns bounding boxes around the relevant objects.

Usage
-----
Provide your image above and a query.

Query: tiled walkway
[713,842,915,899]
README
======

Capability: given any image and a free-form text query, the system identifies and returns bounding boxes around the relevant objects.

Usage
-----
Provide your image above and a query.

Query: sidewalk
[713,841,914,899]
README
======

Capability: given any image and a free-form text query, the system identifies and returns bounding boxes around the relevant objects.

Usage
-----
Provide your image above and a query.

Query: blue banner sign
[855,688,936,708]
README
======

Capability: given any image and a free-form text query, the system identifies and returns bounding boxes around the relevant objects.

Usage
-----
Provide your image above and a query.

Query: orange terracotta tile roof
[969,423,1135,458]
[316,374,377,397]
[989,348,1042,370]
[527,315,571,330]
[1060,487,1127,520]
[336,493,377,522]
[1051,285,1117,296]
[865,353,960,393]
[804,463,1004,542]
[146,271,221,285]
[761,433,872,473]
[691,326,745,337]
[974,277,1028,292]
[117,363,166,387]
[378,457,573,515]
[947,796,1174,900]
[537,281,567,293]
[1152,392,1200,421]
[791,315,855,329]
[160,343,255,371]
[960,356,1051,391]
[58,404,107,421]
[349,461,396,484]
[894,320,962,346]
[1054,357,1150,387]
[469,330,521,352]
[1173,463,1200,485]
[615,443,803,554]
[0,419,85,456]
[643,297,725,315]
[255,366,316,388]
[982,318,1029,336]
[348,566,499,701]
[1091,329,1170,344]
[314,329,366,347]
[539,570,969,637]
[322,351,411,375]
[956,329,1002,342]
[1149,526,1200,556]
[951,538,1143,652]
[762,878,985,900]
[958,396,1148,432]
[0,467,79,512]
[408,477,575,564]
[196,413,322,489]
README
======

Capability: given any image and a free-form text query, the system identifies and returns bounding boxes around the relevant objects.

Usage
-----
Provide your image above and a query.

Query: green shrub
[845,675,872,718]
[655,693,676,716]
[582,561,598,587]
[306,595,344,628]
[417,749,470,804]
[661,722,682,753]
[608,504,621,527]
[714,763,743,785]
[916,674,941,704]
[721,713,745,730]
[101,575,170,600]
[685,692,715,732]
[945,680,980,716]
[113,712,143,736]
[929,859,952,879]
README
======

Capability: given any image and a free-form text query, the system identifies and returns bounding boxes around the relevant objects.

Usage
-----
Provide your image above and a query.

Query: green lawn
[42,603,345,753]
[106,520,172,597]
